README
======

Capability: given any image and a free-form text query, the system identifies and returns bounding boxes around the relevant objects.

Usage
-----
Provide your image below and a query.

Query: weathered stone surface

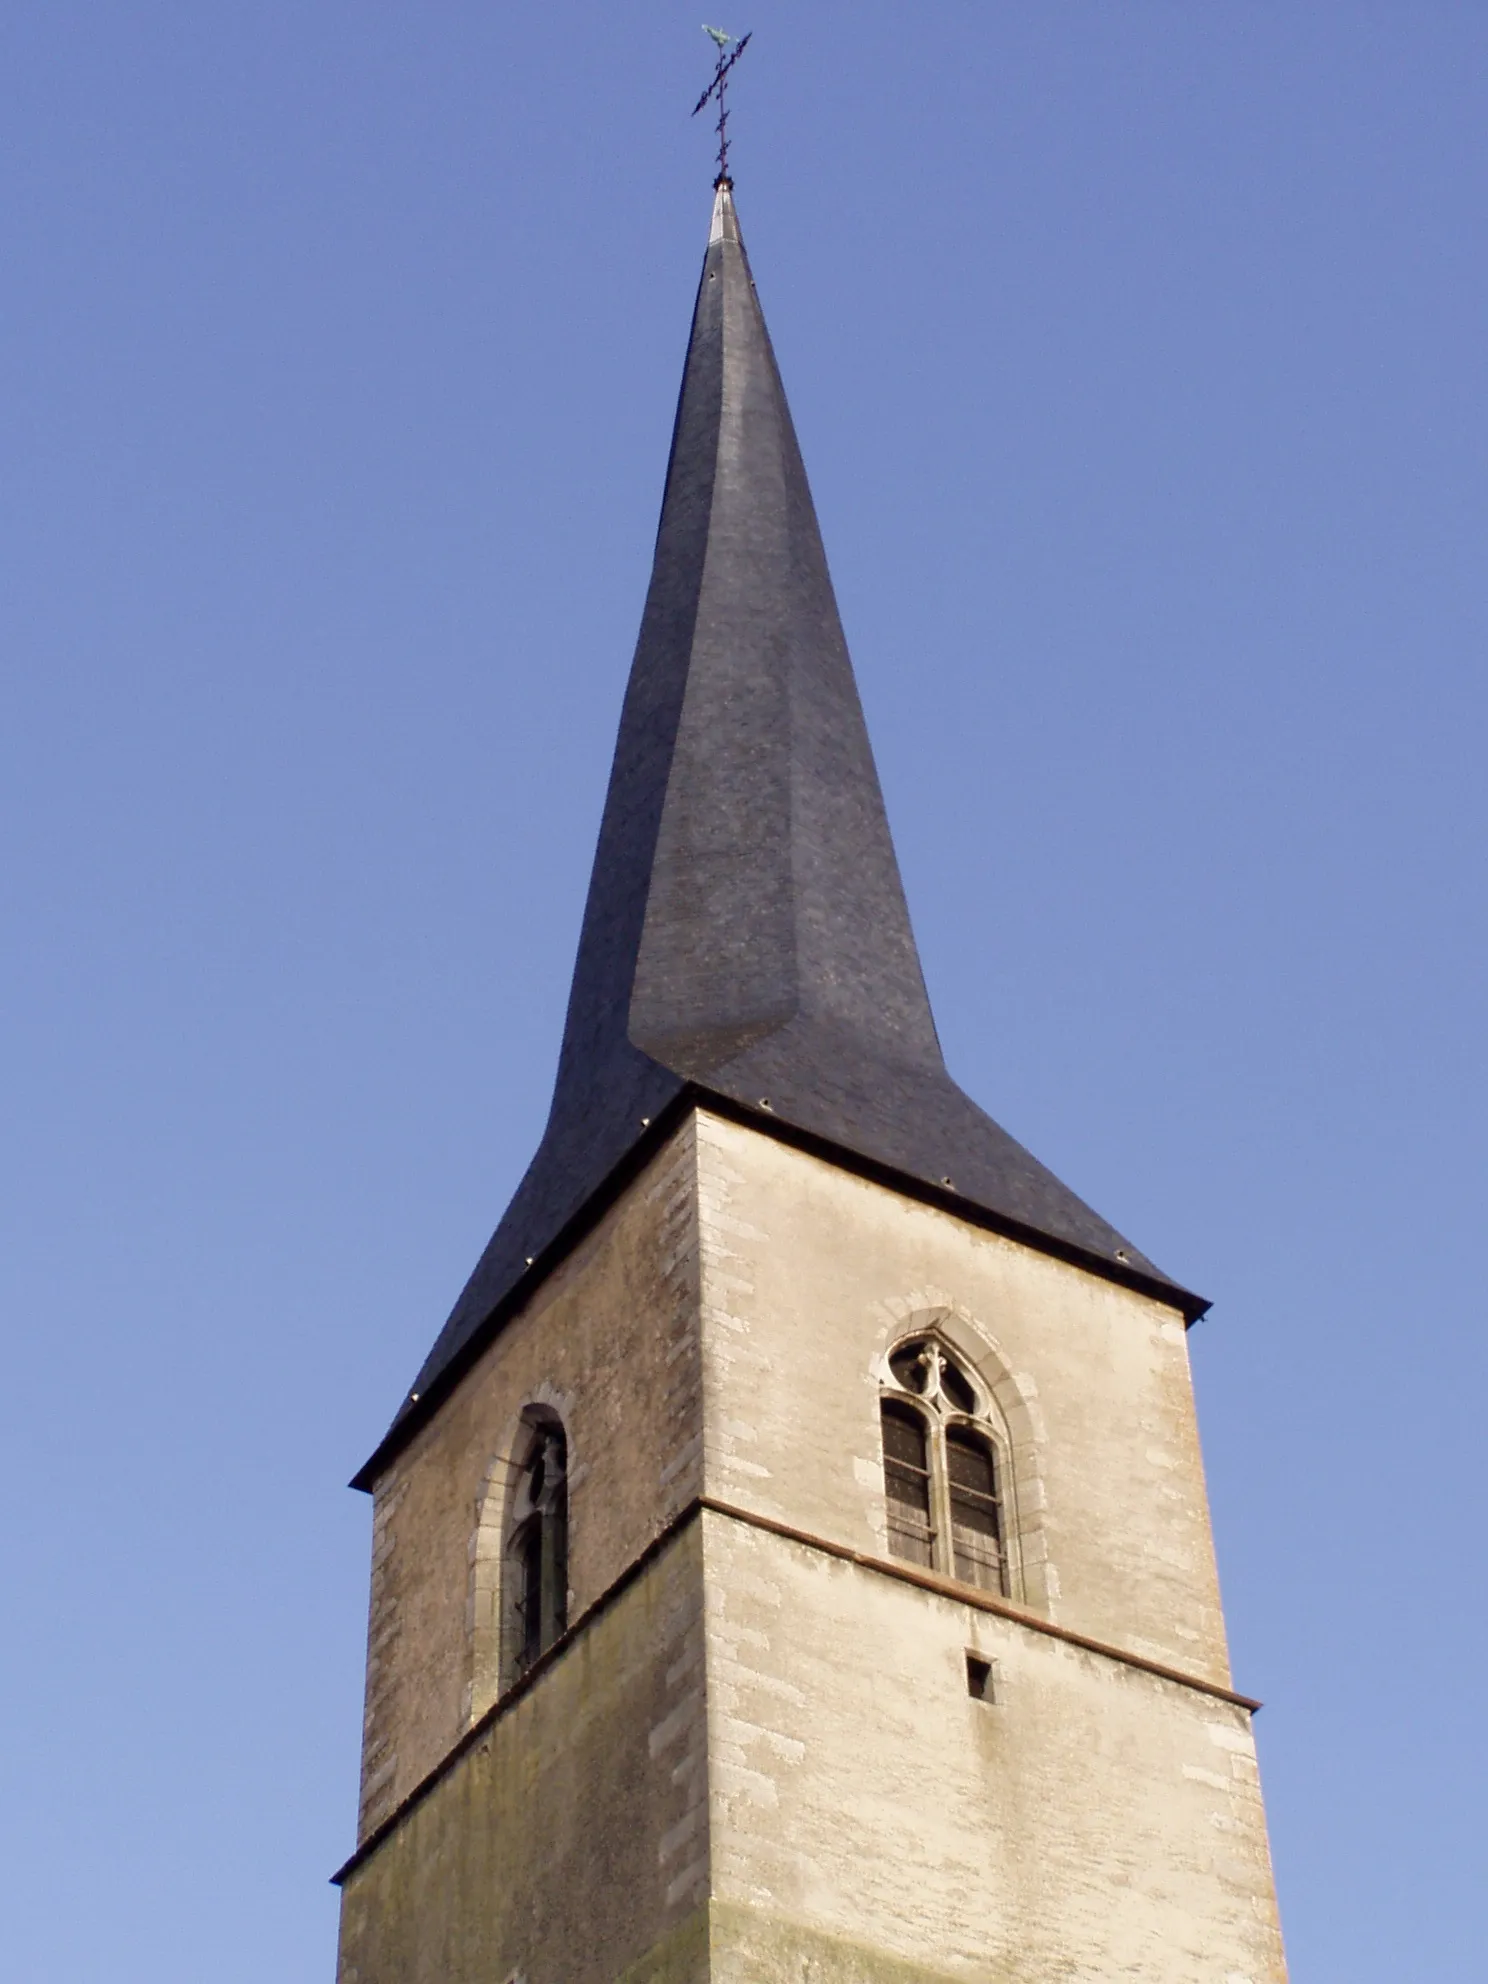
[338,1529,708,1984]
[693,1111,1230,1685]
[701,1512,1281,1982]
[708,1902,1004,1982]
[337,1110,1287,1982]
[355,1118,701,1836]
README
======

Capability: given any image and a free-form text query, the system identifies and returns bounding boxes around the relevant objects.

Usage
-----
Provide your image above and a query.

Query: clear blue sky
[2,5,1483,1978]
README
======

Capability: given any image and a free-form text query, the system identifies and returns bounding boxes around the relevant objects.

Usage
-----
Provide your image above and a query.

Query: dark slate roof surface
[359,187,1202,1483]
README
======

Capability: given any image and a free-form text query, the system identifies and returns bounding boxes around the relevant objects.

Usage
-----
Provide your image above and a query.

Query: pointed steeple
[362,187,1200,1477]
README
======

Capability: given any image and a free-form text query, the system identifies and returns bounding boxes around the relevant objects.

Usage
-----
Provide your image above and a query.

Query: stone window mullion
[928,1414,954,1580]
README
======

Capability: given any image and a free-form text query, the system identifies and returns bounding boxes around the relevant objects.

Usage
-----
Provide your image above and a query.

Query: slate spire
[366,186,1199,1472]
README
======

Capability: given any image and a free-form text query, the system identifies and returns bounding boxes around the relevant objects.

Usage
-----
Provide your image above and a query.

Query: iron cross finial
[692,26,753,188]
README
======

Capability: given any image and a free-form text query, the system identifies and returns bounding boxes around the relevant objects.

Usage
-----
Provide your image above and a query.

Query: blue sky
[2,5,1484,1978]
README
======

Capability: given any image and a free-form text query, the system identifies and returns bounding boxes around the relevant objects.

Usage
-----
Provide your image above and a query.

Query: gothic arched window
[879,1339,1006,1595]
[502,1413,569,1685]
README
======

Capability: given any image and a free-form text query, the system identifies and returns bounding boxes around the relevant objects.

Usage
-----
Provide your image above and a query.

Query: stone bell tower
[333,183,1288,1984]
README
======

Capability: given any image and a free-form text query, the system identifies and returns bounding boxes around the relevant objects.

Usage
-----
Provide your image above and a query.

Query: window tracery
[879,1336,1006,1596]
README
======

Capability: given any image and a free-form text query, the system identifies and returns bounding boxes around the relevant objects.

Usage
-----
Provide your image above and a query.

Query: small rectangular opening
[965,1652,995,1702]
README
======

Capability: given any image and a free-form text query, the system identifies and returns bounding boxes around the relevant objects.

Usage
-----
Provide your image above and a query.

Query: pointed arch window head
[503,1413,568,1686]
[879,1338,1006,1596]
[888,1339,977,1416]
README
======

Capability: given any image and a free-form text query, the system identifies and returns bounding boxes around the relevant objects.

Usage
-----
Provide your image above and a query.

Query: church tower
[333,184,1288,1984]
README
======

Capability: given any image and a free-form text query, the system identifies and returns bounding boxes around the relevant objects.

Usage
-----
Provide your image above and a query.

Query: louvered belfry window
[881,1400,935,1568]
[946,1427,1003,1591]
[879,1338,1008,1596]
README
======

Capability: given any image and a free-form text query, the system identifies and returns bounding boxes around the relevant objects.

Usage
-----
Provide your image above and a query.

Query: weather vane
[692,25,753,187]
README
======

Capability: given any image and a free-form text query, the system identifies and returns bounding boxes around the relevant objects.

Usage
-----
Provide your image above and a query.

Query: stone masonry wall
[354,1117,701,1838]
[341,1106,1286,1981]
[701,1511,1286,1983]
[691,1111,1284,1979]
[694,1110,1231,1684]
[337,1526,710,1984]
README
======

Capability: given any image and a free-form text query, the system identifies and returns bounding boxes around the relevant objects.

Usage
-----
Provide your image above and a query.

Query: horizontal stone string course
[697,1495,1263,1711]
[332,1493,1260,1890]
